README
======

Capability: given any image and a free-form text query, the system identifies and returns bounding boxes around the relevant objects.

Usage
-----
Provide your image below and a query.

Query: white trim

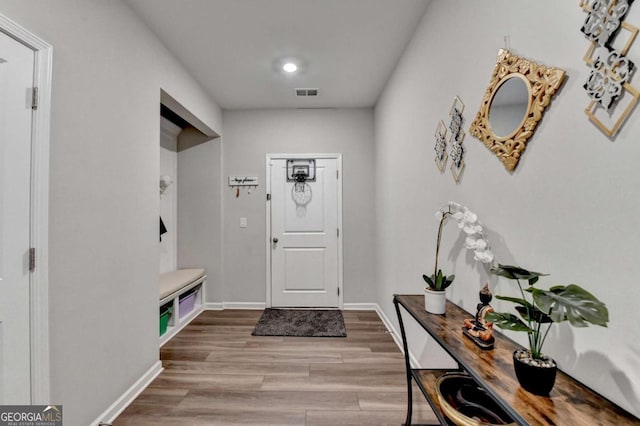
[0,14,52,404]
[90,361,163,426]
[205,302,224,310]
[336,155,343,309]
[222,302,266,310]
[343,303,378,310]
[160,90,218,139]
[160,116,182,138]
[265,156,272,308]
[376,303,420,368]
[265,153,344,309]
[345,302,419,369]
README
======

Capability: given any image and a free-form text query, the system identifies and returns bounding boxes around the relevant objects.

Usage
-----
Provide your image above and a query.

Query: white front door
[0,30,35,403]
[269,157,341,307]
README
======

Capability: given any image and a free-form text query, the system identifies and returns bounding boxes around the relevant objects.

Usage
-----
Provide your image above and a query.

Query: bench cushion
[160,268,205,300]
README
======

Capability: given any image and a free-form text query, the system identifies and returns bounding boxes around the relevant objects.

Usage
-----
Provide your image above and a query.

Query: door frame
[0,14,52,403]
[265,153,343,309]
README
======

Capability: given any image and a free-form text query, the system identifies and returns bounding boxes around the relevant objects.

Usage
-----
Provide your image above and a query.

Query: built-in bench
[159,268,206,346]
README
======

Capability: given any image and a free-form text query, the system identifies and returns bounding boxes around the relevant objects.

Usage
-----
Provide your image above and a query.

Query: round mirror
[488,75,530,138]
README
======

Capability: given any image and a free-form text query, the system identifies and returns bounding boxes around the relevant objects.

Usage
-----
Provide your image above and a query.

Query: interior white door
[0,31,35,403]
[270,158,340,307]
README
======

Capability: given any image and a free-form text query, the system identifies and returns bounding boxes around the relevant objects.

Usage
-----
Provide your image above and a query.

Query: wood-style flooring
[114,309,437,425]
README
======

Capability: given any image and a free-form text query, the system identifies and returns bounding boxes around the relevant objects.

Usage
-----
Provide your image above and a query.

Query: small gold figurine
[462,284,495,350]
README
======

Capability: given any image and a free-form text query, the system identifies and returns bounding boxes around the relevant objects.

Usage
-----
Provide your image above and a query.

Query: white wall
[375,0,640,417]
[0,1,222,424]
[177,130,223,303]
[160,118,179,274]
[222,109,375,305]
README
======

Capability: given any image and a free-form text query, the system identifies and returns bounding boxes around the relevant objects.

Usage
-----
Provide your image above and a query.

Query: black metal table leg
[394,295,414,426]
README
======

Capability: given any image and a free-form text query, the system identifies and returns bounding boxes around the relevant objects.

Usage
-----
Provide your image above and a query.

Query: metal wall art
[469,49,566,172]
[580,0,639,137]
[584,47,634,109]
[434,120,448,173]
[581,0,633,45]
[448,96,465,183]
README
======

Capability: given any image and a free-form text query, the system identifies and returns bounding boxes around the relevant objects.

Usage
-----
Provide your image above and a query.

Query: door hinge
[336,170,339,179]
[337,287,340,296]
[337,228,340,238]
[29,248,36,272]
[266,193,271,201]
[31,87,39,110]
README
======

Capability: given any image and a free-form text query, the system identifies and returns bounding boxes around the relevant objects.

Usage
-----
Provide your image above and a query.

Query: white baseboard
[90,301,416,426]
[343,303,378,310]
[90,361,163,426]
[345,302,419,369]
[204,301,266,310]
[222,302,266,310]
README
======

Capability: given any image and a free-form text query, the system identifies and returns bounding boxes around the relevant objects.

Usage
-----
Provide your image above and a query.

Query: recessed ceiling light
[283,62,298,73]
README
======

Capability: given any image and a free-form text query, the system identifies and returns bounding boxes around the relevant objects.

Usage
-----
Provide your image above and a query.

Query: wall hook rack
[228,176,259,198]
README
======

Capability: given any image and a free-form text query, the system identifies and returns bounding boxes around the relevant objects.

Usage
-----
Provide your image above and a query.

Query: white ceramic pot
[424,288,447,314]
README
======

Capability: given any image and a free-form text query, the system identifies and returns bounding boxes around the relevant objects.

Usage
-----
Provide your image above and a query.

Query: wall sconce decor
[448,96,465,183]
[434,120,448,173]
[469,49,565,172]
[580,0,639,137]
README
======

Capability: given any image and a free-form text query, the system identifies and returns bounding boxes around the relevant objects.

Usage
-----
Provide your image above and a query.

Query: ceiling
[125,0,430,109]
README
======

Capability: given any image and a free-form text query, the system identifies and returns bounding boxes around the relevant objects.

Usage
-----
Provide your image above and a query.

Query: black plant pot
[513,349,557,396]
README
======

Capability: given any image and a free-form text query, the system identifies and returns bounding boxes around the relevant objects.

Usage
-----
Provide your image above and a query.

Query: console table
[393,294,638,426]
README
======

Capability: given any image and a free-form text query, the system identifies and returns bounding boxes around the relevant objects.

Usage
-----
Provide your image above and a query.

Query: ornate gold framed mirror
[469,50,566,172]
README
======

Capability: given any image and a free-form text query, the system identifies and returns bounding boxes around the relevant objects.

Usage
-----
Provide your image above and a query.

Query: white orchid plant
[423,201,495,291]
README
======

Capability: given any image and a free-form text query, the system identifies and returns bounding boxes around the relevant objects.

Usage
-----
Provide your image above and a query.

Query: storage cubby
[159,278,205,347]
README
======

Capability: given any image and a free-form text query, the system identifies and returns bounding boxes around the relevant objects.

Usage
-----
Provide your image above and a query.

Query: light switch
[240,217,247,228]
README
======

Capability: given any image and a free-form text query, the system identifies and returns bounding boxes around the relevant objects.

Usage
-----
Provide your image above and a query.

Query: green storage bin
[159,306,172,336]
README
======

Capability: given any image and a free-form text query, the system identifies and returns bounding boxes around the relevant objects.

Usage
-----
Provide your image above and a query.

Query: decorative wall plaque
[581,0,633,46]
[434,120,448,173]
[448,97,465,183]
[580,0,639,137]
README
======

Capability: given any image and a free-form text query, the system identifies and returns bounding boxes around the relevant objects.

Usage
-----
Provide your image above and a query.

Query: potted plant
[423,202,494,314]
[486,264,609,395]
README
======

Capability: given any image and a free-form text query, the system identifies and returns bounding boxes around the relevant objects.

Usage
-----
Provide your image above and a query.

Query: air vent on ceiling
[295,88,319,97]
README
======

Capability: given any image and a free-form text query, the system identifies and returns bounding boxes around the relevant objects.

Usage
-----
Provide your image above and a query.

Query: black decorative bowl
[435,373,516,426]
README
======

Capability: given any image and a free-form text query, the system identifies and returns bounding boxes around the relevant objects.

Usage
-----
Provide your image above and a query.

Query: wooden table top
[394,295,639,426]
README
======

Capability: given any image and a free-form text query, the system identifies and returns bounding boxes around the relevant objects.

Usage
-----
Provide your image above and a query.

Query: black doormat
[251,309,347,337]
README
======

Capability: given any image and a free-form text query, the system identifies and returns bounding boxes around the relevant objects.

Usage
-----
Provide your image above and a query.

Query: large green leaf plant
[486,264,609,359]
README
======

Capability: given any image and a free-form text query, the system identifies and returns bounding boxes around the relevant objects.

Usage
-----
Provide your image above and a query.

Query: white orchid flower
[464,236,477,249]
[432,201,497,275]
[463,210,477,223]
[474,249,494,263]
[463,224,483,235]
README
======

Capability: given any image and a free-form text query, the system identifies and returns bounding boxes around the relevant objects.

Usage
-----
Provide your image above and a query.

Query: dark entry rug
[251,309,347,337]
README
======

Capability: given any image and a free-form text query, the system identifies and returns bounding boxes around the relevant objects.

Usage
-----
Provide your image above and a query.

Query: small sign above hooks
[228,176,258,187]
[228,176,258,198]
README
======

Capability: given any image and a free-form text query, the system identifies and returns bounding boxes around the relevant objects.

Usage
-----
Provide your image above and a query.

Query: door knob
[273,237,279,243]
